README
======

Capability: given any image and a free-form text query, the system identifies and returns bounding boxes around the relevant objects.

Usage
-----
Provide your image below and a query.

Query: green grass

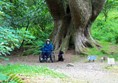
[0,64,66,78]
[86,41,118,61]
[92,8,118,43]
[88,7,118,61]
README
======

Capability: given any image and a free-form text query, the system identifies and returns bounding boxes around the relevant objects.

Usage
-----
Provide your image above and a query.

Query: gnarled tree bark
[46,0,106,54]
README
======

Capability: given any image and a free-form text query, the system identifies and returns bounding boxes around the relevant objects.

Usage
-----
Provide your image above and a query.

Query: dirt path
[1,53,118,83]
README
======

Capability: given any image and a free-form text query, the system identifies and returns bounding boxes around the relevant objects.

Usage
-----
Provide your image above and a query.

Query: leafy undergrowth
[92,8,118,44]
[0,64,66,78]
[86,41,118,61]
[0,73,24,83]
[0,64,66,83]
[0,64,86,83]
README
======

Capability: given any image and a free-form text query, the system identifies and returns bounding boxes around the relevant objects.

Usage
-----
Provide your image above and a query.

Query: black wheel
[39,54,43,62]
[50,52,55,62]
[39,52,55,63]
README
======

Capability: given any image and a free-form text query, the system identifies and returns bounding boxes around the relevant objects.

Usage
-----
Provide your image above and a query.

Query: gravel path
[51,62,118,83]
[1,54,118,83]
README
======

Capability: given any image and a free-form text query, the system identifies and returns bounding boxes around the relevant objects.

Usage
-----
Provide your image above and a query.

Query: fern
[0,73,23,83]
[0,27,35,56]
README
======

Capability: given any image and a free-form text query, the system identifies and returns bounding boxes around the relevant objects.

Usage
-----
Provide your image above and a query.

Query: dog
[58,50,64,61]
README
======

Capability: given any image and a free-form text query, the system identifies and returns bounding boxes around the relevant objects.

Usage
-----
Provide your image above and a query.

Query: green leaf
[0,73,8,81]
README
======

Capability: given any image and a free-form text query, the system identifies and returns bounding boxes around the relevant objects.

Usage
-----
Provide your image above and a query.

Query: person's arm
[40,44,46,51]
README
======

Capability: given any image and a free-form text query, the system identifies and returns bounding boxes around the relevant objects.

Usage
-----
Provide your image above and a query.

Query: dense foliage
[0,27,35,56]
[0,0,53,56]
[92,0,118,43]
[0,0,118,56]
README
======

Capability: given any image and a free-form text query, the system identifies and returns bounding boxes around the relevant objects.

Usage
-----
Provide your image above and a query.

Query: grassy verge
[0,64,86,83]
[86,41,118,61]
[0,64,66,78]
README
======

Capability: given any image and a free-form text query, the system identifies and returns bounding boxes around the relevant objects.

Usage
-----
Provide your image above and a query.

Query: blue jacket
[41,43,54,52]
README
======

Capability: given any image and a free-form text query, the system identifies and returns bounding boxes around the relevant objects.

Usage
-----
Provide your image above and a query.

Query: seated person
[40,39,54,62]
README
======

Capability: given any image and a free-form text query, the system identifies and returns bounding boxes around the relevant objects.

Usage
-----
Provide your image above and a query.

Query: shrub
[92,9,118,44]
[0,27,35,56]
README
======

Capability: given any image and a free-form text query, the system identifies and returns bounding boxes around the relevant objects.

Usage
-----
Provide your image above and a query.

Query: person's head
[46,39,50,44]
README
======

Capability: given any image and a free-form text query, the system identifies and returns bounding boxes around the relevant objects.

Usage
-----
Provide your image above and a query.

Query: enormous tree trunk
[46,0,106,54]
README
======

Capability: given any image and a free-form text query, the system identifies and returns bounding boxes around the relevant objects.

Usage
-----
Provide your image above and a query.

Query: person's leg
[45,51,49,61]
[46,51,52,62]
[42,51,46,60]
